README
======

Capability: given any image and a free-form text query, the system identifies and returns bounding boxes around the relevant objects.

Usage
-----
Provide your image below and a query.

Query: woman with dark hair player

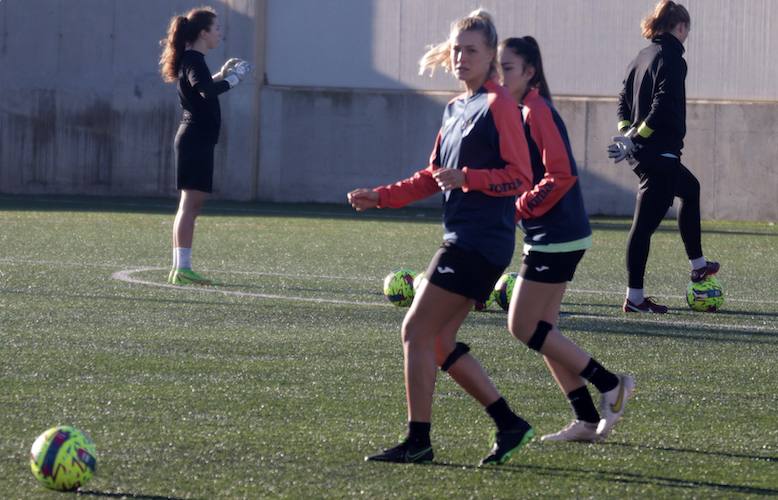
[348,10,535,466]
[500,37,634,442]
[159,6,251,285]
[608,0,719,313]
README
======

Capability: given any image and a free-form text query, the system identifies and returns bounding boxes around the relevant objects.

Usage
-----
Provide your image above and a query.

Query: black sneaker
[479,420,534,466]
[690,260,720,282]
[365,440,433,464]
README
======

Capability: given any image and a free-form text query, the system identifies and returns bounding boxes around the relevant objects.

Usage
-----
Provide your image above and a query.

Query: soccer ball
[494,272,519,311]
[686,277,724,312]
[383,269,417,307]
[30,426,97,491]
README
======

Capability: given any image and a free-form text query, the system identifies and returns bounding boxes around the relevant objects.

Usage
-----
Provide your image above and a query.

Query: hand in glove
[233,61,253,80]
[607,127,640,164]
[212,58,242,82]
[223,61,253,88]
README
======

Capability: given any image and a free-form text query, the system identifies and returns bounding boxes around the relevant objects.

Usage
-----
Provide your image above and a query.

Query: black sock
[580,358,619,393]
[486,397,520,431]
[567,386,600,423]
[407,421,431,447]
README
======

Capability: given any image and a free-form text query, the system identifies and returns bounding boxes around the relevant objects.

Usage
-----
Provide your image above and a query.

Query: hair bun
[467,8,494,24]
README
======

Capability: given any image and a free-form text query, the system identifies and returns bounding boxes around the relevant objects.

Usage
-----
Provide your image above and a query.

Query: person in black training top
[349,10,535,466]
[159,6,251,285]
[499,37,634,443]
[608,0,719,313]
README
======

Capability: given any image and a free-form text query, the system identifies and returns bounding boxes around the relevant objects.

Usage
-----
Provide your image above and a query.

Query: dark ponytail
[499,36,552,102]
[159,7,217,83]
[641,1,690,39]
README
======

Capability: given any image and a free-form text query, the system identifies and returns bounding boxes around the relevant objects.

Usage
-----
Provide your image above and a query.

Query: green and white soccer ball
[30,426,97,491]
[494,272,519,311]
[686,276,724,312]
[383,268,417,307]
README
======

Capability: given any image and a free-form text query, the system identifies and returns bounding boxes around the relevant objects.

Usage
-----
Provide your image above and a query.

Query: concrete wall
[0,0,776,221]
[0,0,261,199]
[266,0,778,101]
[257,87,778,221]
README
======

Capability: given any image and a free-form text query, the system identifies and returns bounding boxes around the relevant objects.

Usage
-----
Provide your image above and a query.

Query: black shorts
[175,124,215,193]
[426,243,504,303]
[519,250,585,283]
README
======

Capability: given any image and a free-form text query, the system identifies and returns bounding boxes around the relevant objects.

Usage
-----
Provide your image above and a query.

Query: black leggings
[626,157,702,289]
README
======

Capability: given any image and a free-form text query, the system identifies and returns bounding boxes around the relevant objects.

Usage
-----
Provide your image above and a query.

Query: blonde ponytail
[419,8,499,77]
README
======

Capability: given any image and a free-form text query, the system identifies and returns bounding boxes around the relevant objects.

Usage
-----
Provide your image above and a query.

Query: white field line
[0,258,375,281]
[109,267,778,334]
[2,257,778,307]
[111,267,389,307]
[0,257,772,334]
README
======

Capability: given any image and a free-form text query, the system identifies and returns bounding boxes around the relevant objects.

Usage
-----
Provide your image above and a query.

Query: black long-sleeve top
[177,50,230,144]
[617,33,687,158]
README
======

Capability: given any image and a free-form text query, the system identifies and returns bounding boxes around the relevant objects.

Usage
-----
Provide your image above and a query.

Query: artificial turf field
[0,195,776,499]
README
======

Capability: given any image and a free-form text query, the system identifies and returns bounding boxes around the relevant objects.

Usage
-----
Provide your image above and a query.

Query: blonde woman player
[349,10,535,465]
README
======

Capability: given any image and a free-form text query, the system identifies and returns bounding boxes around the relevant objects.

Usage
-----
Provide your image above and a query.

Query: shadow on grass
[471,310,778,345]
[562,302,778,322]
[428,461,778,496]
[590,220,778,238]
[0,194,442,224]
[568,317,778,345]
[1,195,775,234]
[603,440,778,463]
[77,491,190,500]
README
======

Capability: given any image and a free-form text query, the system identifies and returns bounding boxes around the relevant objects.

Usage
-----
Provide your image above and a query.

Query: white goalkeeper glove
[224,73,240,87]
[607,127,639,164]
[232,61,253,79]
[212,58,242,82]
[223,61,253,88]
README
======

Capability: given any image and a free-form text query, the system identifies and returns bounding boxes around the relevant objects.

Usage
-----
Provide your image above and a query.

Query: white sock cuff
[175,247,192,270]
[690,257,707,270]
[627,287,644,304]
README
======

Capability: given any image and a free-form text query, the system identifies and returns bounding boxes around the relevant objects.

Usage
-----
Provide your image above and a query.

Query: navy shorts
[426,243,504,303]
[519,250,585,284]
[175,124,215,193]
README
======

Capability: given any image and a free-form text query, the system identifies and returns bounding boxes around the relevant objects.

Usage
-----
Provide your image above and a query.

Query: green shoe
[479,420,534,466]
[171,268,213,285]
[167,268,175,284]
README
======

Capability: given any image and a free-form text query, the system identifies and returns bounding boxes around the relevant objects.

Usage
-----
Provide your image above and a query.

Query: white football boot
[540,420,600,442]
[597,374,636,438]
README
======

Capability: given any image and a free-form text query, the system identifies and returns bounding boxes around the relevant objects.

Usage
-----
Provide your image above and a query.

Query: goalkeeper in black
[608,0,719,313]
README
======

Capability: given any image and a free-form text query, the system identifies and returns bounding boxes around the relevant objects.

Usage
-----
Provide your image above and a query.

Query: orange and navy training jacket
[516,88,591,252]
[373,80,532,268]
